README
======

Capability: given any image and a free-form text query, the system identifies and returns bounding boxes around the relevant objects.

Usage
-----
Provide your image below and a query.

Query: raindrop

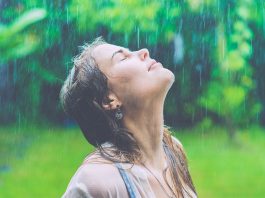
[137,26,140,48]
[13,60,17,84]
[173,33,184,66]
[195,64,202,86]
[182,67,185,85]
[124,33,129,46]
[66,7,69,25]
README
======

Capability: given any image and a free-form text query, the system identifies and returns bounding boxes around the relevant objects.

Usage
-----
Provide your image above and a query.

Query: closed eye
[120,56,127,61]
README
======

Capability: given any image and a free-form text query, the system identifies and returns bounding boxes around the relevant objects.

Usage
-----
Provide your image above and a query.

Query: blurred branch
[0,8,47,64]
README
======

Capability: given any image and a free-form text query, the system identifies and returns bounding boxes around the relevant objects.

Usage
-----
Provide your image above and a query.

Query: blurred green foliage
[199,0,262,139]
[0,0,264,135]
[0,9,46,63]
[0,126,264,197]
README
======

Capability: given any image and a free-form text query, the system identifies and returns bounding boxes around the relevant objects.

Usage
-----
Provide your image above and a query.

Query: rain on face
[92,44,175,103]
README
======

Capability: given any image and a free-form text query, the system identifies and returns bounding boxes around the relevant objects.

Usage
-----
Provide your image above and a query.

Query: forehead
[92,44,121,64]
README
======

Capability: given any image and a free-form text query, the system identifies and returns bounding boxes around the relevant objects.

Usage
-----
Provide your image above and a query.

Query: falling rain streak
[0,1,265,197]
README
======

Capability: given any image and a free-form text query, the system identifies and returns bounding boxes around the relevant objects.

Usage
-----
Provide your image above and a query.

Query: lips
[148,60,158,71]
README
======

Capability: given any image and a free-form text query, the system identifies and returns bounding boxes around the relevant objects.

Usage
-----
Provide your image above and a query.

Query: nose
[137,48,149,60]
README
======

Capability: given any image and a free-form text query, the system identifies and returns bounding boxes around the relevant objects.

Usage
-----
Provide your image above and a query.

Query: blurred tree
[199,0,262,141]
[0,0,264,131]
[69,0,181,46]
[248,0,265,126]
[0,9,46,63]
[0,8,47,123]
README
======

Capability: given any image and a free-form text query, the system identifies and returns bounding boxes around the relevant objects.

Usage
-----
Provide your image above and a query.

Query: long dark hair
[60,37,197,197]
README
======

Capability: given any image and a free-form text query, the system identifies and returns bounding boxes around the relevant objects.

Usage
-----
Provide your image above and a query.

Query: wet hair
[60,37,141,162]
[59,37,197,197]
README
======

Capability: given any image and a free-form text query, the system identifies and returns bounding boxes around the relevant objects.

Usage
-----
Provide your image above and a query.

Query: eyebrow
[111,49,123,60]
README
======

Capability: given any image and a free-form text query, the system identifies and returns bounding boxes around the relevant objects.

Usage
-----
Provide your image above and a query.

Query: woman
[60,37,197,198]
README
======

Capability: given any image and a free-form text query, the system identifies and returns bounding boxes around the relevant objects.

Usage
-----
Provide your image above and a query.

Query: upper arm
[62,163,128,198]
[62,182,92,198]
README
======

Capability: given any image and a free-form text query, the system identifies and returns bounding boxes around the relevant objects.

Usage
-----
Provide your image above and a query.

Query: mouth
[148,60,158,71]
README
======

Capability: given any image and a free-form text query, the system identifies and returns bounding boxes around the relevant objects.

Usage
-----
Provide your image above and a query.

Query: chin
[163,68,175,86]
[155,69,175,95]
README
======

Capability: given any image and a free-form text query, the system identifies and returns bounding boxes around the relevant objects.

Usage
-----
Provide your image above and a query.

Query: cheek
[107,70,144,100]
[121,66,141,76]
[118,60,144,74]
[111,65,143,82]
[107,64,174,99]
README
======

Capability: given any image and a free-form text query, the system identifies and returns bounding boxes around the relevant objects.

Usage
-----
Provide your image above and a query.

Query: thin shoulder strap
[115,163,137,198]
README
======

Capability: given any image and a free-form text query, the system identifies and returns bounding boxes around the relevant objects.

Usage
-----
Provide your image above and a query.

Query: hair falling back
[60,37,197,197]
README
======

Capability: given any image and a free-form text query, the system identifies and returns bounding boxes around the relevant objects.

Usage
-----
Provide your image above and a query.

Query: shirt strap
[115,163,137,198]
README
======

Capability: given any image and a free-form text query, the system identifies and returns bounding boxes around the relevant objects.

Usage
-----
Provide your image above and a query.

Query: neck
[122,98,166,171]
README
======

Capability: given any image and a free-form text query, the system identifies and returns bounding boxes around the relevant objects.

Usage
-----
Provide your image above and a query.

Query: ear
[102,92,122,111]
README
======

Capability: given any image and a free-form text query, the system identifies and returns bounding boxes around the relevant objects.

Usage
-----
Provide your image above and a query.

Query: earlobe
[102,103,112,110]
[101,92,121,111]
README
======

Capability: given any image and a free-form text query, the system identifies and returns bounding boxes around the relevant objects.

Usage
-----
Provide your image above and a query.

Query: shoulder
[62,153,127,198]
[171,135,183,148]
[170,135,188,161]
[62,182,92,198]
[163,127,184,150]
[170,135,184,151]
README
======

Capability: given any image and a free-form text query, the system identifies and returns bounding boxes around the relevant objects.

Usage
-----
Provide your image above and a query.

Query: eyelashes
[120,52,131,61]
[120,56,127,61]
[116,49,131,62]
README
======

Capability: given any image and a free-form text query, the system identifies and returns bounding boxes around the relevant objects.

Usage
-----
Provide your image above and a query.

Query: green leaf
[233,21,246,33]
[239,42,252,57]
[223,86,246,108]
[0,9,47,63]
[0,9,47,41]
[222,51,245,71]
[237,6,250,20]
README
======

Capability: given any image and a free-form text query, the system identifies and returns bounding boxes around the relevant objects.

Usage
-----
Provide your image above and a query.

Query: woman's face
[92,44,175,107]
